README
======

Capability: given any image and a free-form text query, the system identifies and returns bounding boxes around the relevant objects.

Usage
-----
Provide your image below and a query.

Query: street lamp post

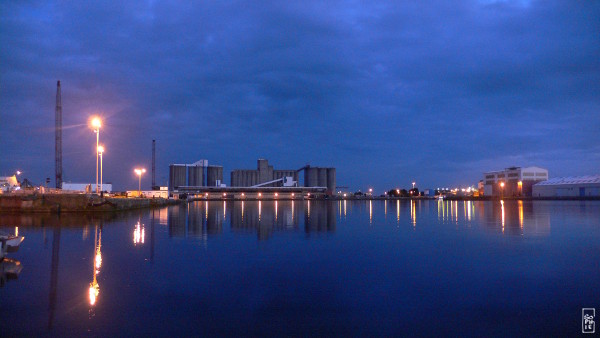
[500,181,505,198]
[134,168,146,197]
[98,146,104,194]
[91,117,101,194]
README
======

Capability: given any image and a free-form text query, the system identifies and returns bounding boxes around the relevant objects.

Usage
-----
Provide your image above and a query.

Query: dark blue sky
[1,0,598,192]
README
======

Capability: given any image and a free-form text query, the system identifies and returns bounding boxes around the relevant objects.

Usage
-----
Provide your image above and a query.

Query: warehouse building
[532,176,600,197]
[483,166,548,197]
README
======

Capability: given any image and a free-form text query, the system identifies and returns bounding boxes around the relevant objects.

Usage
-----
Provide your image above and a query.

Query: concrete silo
[187,165,203,187]
[304,167,319,187]
[207,165,224,186]
[168,164,187,191]
[326,168,336,195]
[318,168,328,187]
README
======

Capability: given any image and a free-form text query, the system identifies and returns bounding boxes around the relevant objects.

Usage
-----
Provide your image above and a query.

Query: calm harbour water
[1,199,598,336]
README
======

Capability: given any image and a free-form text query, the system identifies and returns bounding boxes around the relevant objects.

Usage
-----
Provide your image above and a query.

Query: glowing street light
[134,168,146,196]
[91,117,101,194]
[500,181,505,198]
[97,145,104,194]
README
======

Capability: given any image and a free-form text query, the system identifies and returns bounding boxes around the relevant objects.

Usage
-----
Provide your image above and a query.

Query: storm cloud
[1,0,598,191]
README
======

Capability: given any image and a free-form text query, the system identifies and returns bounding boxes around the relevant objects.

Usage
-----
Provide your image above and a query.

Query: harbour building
[483,166,548,197]
[532,176,600,197]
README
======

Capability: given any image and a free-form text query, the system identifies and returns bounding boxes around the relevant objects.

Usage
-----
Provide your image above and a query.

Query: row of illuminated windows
[486,172,547,179]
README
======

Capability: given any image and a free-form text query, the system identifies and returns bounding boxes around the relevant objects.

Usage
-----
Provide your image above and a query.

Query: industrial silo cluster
[168,160,223,191]
[169,158,337,197]
[230,159,299,188]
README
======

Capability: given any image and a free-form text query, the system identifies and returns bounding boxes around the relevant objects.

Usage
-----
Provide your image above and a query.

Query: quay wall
[0,193,180,213]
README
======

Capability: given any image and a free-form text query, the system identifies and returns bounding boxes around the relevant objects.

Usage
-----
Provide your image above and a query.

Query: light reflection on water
[0,200,598,336]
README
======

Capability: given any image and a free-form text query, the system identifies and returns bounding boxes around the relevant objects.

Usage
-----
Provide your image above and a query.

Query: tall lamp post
[134,168,146,196]
[97,146,104,194]
[500,181,505,199]
[91,117,101,194]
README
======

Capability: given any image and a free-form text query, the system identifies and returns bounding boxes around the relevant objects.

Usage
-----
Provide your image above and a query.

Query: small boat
[0,234,25,253]
[0,258,23,286]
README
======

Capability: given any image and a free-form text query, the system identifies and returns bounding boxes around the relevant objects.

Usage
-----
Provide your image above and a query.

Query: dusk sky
[1,0,598,192]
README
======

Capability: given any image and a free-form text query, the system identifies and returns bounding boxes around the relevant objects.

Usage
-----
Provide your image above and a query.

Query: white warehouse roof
[534,175,600,186]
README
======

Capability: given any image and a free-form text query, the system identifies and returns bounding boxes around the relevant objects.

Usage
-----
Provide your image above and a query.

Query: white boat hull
[0,236,24,253]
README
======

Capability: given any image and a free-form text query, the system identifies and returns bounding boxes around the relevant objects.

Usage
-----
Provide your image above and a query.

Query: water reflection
[232,200,303,240]
[479,200,550,236]
[1,227,23,288]
[89,225,102,307]
[304,201,336,234]
[410,200,416,226]
[0,199,594,336]
[133,220,145,245]
[518,200,523,228]
[162,201,337,240]
[500,200,505,233]
[48,227,60,328]
[384,200,387,218]
[0,258,22,287]
[344,200,347,218]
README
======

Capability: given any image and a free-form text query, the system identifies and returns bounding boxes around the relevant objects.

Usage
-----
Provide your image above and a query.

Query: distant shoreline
[191,195,600,201]
[1,193,598,214]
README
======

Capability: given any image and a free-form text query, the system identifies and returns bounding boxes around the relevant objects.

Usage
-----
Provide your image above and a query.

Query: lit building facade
[0,175,19,192]
[483,166,548,197]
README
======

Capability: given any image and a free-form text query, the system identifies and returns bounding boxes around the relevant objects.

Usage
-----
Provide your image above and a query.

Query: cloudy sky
[1,0,598,191]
